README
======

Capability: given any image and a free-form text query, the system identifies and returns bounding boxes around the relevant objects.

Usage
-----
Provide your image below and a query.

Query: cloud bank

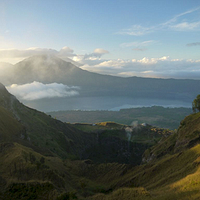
[0,47,75,58]
[0,47,109,65]
[83,48,109,59]
[6,82,80,100]
[0,47,76,64]
[78,56,200,80]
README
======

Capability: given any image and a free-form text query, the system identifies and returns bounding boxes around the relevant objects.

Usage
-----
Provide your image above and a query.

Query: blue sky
[0,0,200,79]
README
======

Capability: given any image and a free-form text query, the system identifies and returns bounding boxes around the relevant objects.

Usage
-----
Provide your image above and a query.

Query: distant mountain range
[1,54,200,103]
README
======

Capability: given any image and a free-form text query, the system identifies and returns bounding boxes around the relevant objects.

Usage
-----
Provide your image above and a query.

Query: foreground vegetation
[1,83,200,199]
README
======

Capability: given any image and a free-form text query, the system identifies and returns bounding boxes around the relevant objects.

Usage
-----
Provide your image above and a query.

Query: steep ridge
[0,84,98,198]
[142,112,200,162]
[0,83,25,142]
[78,112,200,200]
[0,106,24,142]
[100,112,200,200]
[0,82,94,158]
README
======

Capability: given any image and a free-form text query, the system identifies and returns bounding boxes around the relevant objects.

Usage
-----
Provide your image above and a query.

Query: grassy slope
[0,106,24,141]
[2,82,200,199]
[87,112,200,200]
[0,82,97,160]
[87,147,200,200]
[0,101,175,199]
[0,142,78,199]
[0,141,131,199]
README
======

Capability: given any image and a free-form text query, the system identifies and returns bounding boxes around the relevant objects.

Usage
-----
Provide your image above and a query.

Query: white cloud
[0,48,57,58]
[57,46,75,57]
[71,48,109,67]
[117,7,200,36]
[60,46,74,53]
[6,81,80,100]
[118,25,153,36]
[79,56,200,79]
[170,21,200,31]
[136,56,169,64]
[94,48,109,54]
[83,48,109,59]
[120,40,156,48]
[0,47,110,65]
[0,47,76,64]
[97,59,126,68]
[161,7,200,27]
[162,9,200,32]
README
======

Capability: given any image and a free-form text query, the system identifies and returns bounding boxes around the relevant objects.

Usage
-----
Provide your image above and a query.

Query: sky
[1,0,200,79]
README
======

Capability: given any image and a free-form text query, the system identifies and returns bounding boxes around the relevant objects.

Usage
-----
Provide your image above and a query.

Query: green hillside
[0,82,166,199]
[0,82,94,159]
[1,82,200,199]
[0,106,24,141]
[88,112,200,200]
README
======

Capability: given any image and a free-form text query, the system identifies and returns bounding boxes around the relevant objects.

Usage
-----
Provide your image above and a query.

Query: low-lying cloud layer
[0,47,108,64]
[78,56,200,79]
[6,82,80,100]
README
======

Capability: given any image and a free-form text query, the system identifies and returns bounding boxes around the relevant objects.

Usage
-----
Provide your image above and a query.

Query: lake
[21,96,192,112]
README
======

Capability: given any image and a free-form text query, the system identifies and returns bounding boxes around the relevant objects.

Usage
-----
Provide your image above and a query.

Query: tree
[29,152,36,164]
[192,94,200,113]
[40,157,45,164]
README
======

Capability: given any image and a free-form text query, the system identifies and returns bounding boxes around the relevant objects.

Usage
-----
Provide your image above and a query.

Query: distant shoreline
[47,106,192,130]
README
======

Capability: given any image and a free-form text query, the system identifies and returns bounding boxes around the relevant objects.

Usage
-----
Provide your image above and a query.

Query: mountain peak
[17,54,66,65]
[18,54,79,67]
[12,54,82,84]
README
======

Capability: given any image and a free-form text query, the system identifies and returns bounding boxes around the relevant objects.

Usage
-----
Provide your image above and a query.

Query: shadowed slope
[0,82,94,158]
